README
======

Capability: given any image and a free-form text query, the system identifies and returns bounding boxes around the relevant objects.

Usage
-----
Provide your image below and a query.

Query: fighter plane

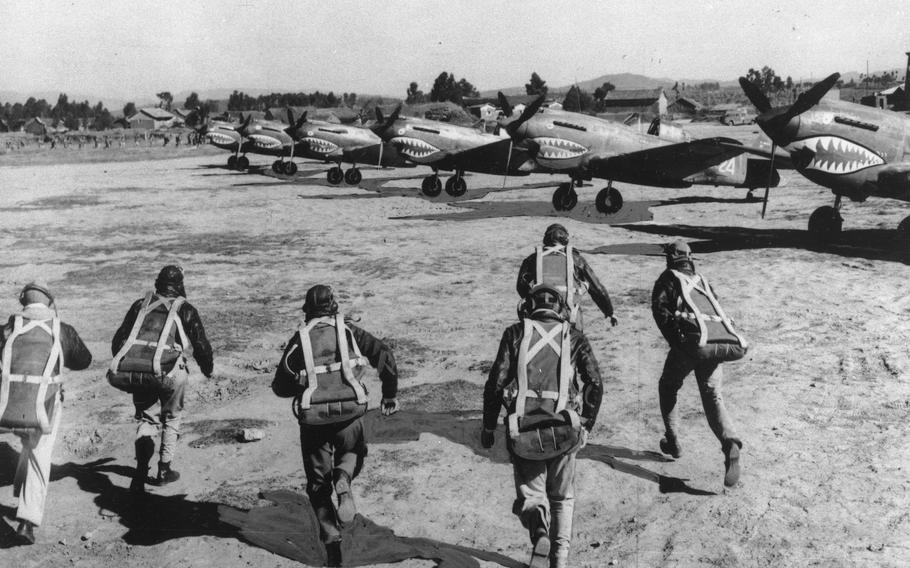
[284,109,412,185]
[370,105,536,197]
[195,110,302,173]
[497,94,778,213]
[739,72,910,238]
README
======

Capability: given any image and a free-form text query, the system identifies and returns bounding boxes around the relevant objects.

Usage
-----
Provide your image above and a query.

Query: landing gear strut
[595,183,623,214]
[552,181,579,211]
[421,173,442,197]
[445,171,467,197]
[808,194,844,237]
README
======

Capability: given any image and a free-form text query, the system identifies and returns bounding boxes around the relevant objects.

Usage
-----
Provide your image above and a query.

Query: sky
[2,0,909,105]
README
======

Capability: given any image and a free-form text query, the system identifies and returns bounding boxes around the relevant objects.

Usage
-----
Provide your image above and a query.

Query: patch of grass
[396,379,481,413]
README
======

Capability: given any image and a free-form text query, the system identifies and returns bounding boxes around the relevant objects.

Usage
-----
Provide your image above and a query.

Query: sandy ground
[0,133,909,568]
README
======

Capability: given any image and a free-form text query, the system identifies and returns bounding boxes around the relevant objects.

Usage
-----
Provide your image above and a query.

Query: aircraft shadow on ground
[589,223,910,265]
[0,442,519,566]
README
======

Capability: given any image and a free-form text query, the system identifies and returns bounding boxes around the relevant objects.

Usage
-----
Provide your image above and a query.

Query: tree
[406,81,425,104]
[123,101,137,117]
[525,72,548,96]
[429,72,478,104]
[184,92,200,110]
[745,66,784,93]
[563,85,594,112]
[155,91,173,110]
[593,81,615,102]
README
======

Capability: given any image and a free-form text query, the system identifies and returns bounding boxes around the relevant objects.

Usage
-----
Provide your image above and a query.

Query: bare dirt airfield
[1,128,909,568]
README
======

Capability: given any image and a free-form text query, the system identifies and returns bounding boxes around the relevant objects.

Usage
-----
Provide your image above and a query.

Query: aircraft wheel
[897,216,910,241]
[283,161,298,175]
[421,175,442,197]
[272,160,282,173]
[595,186,623,214]
[344,168,362,185]
[327,166,344,185]
[237,156,250,170]
[445,176,467,197]
[227,155,238,169]
[552,183,578,211]
[808,205,843,236]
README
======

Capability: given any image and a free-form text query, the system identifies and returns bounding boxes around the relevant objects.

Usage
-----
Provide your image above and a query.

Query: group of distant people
[0,224,748,568]
[1,131,203,152]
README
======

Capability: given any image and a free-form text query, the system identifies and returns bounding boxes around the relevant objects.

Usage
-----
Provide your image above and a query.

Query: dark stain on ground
[187,418,275,448]
[395,199,659,225]
[0,194,105,211]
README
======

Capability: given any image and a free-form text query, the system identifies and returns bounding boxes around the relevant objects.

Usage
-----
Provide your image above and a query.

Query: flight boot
[156,461,181,485]
[333,470,356,526]
[529,528,551,568]
[550,544,569,568]
[324,539,342,567]
[14,519,36,545]
[722,438,742,487]
[130,436,155,494]
[659,434,683,459]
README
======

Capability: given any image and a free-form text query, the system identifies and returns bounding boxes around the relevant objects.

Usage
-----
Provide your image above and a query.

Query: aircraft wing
[586,137,748,186]
[449,138,516,172]
[719,140,794,169]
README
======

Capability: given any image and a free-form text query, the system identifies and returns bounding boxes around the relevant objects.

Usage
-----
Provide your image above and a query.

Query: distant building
[127,107,175,130]
[23,117,48,137]
[667,96,703,119]
[599,88,668,117]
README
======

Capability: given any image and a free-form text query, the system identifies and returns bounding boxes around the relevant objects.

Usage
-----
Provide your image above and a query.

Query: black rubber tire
[552,184,578,211]
[227,155,238,169]
[237,156,250,170]
[595,187,623,214]
[808,205,843,236]
[897,216,910,241]
[344,168,362,185]
[422,175,442,197]
[327,167,344,185]
[445,176,467,197]
[272,160,281,173]
[283,161,298,175]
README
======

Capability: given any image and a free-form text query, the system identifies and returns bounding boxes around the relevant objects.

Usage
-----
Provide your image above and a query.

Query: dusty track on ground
[1,141,909,567]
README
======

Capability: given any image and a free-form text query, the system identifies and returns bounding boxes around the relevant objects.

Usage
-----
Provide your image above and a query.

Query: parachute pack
[506,318,583,461]
[0,315,63,434]
[671,270,748,362]
[108,292,189,393]
[535,245,584,324]
[290,314,369,425]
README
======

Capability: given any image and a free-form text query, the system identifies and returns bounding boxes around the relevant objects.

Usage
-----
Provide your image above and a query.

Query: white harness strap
[0,315,63,433]
[110,292,188,375]
[296,314,369,409]
[509,319,573,437]
[671,270,747,348]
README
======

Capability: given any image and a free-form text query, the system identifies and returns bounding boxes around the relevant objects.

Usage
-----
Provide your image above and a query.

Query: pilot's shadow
[364,405,714,496]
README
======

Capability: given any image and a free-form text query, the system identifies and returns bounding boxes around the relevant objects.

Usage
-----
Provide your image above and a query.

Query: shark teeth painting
[302,137,340,154]
[247,134,282,149]
[789,136,885,175]
[391,137,441,159]
[207,132,237,145]
[532,137,588,161]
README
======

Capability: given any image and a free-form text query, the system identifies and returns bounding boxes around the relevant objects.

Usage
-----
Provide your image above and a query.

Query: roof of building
[602,88,665,101]
[669,97,704,110]
[131,107,175,121]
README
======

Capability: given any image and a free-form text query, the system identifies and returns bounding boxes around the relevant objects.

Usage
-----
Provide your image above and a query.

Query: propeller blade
[497,92,513,118]
[506,94,545,138]
[789,72,840,116]
[375,108,384,123]
[286,108,295,126]
[738,77,772,113]
[761,142,776,219]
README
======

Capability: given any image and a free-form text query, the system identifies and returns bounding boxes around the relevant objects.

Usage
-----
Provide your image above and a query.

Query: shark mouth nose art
[791,136,884,175]
[248,134,282,149]
[532,137,588,160]
[302,137,340,154]
[207,132,237,145]
[390,137,441,159]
